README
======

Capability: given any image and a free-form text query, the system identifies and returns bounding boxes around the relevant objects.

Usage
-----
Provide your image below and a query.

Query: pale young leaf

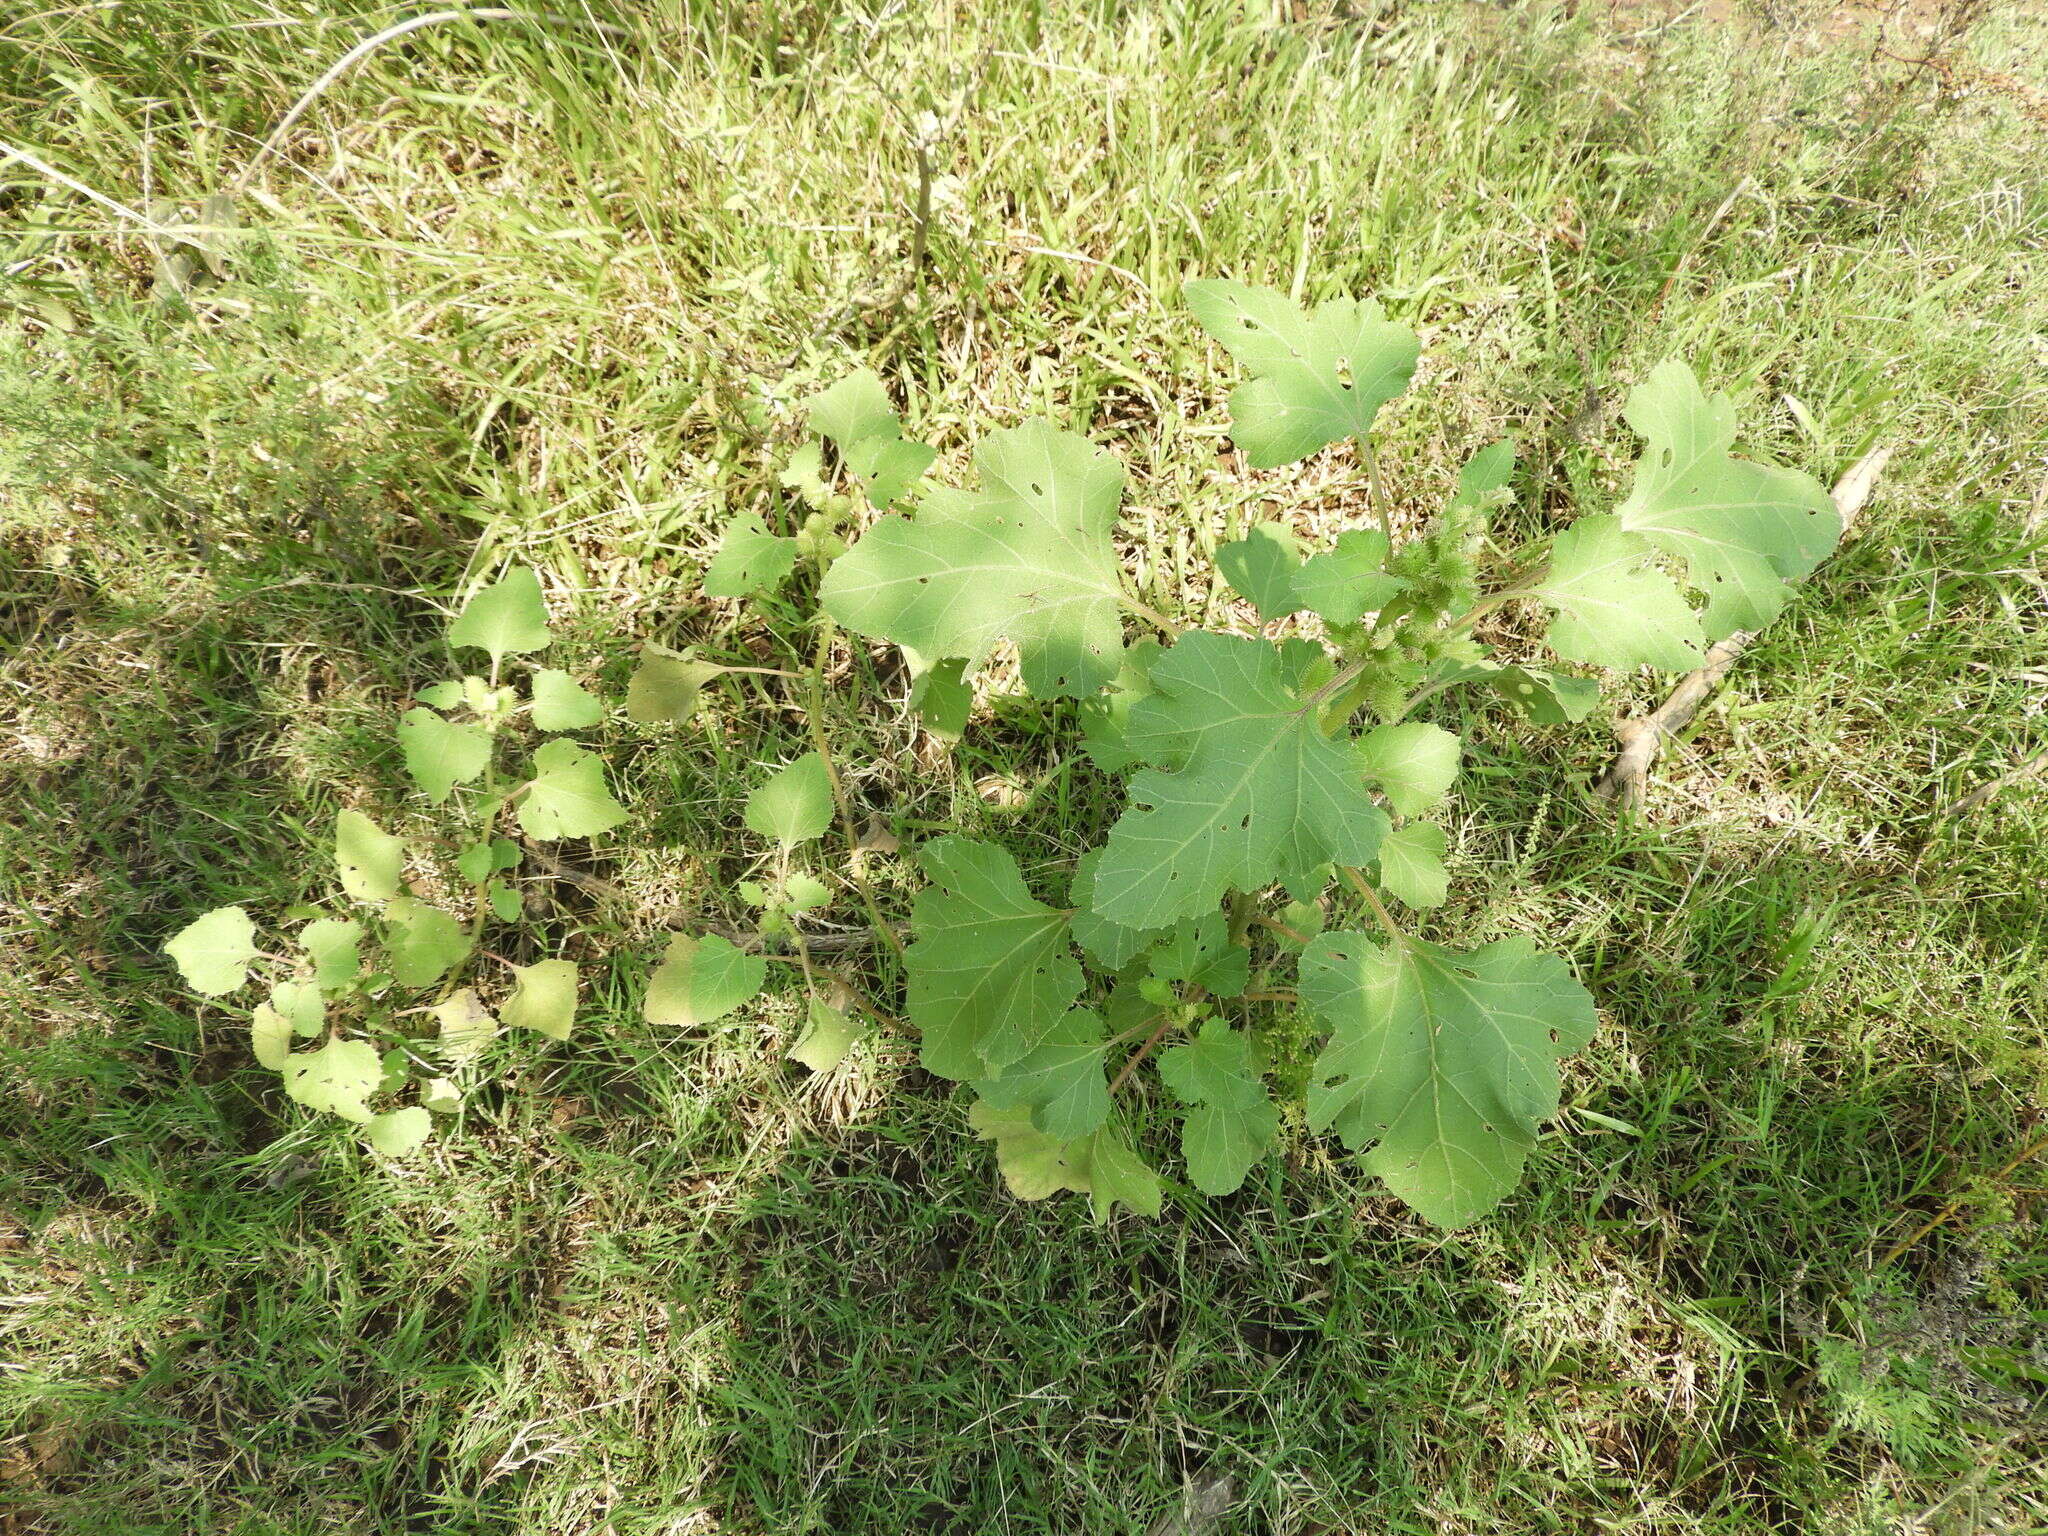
[268,980,324,1038]
[165,905,258,995]
[790,997,859,1073]
[1533,515,1706,672]
[1071,1127,1164,1222]
[299,918,363,992]
[1356,722,1460,818]
[625,647,722,724]
[643,933,766,1027]
[704,510,798,599]
[501,958,577,1041]
[383,897,472,989]
[448,565,552,661]
[335,809,404,904]
[969,1099,1091,1202]
[397,707,491,804]
[432,989,499,1062]
[744,752,834,848]
[529,668,604,730]
[1157,1018,1279,1195]
[1375,821,1448,909]
[516,738,628,841]
[1183,278,1419,467]
[280,1037,382,1124]
[250,1005,294,1069]
[365,1106,432,1157]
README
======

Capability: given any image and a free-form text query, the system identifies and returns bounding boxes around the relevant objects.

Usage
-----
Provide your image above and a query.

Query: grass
[3,0,2046,1531]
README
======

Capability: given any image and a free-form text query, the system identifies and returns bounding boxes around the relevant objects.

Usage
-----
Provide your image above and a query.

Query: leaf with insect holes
[970,1099,1092,1201]
[1616,362,1839,640]
[1300,930,1596,1228]
[1146,911,1251,999]
[1356,722,1460,819]
[1216,523,1304,621]
[644,933,766,1027]
[1184,279,1419,467]
[366,1106,432,1157]
[791,997,859,1072]
[744,753,833,848]
[165,905,258,995]
[397,707,490,804]
[1067,850,1167,971]
[975,1008,1112,1142]
[821,420,1130,699]
[383,897,471,988]
[1158,1019,1279,1195]
[432,989,498,1062]
[704,510,798,599]
[809,369,935,510]
[1533,515,1706,672]
[299,918,362,992]
[1432,659,1600,725]
[502,958,577,1040]
[335,810,404,904]
[626,648,721,724]
[530,669,603,730]
[448,566,551,662]
[906,837,1084,1080]
[281,1037,382,1124]
[517,739,628,841]
[1092,632,1389,930]
[1375,821,1448,909]
[1295,529,1407,626]
[487,881,521,922]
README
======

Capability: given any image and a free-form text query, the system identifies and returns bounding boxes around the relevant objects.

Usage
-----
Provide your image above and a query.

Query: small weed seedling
[164,567,627,1154]
[711,279,1839,1226]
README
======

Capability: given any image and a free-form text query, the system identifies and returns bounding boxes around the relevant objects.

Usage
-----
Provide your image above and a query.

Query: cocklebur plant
[162,566,628,1154]
[766,278,1840,1227]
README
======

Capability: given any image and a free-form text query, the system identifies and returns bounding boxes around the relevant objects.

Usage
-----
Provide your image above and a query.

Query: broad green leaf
[487,880,521,922]
[165,905,257,995]
[1067,849,1166,971]
[280,1037,382,1124]
[843,434,937,511]
[1301,931,1596,1228]
[448,565,551,661]
[1356,722,1460,818]
[1071,1127,1164,1222]
[300,918,363,991]
[530,668,603,730]
[376,1047,410,1095]
[517,738,628,841]
[1433,659,1601,725]
[501,958,577,1040]
[1092,632,1389,930]
[366,1106,432,1157]
[416,680,464,710]
[906,837,1083,1079]
[1534,515,1706,671]
[1146,911,1251,999]
[250,1005,294,1069]
[704,510,799,599]
[906,650,972,739]
[1295,529,1406,626]
[1375,822,1448,909]
[791,997,859,1072]
[975,1008,1112,1142]
[383,897,471,988]
[744,753,834,848]
[1077,638,1163,774]
[643,933,766,1027]
[1184,278,1419,467]
[335,810,404,904]
[626,648,722,724]
[810,369,900,451]
[432,989,498,1061]
[969,1099,1091,1201]
[456,843,495,883]
[781,441,830,507]
[820,419,1130,699]
[1616,361,1839,640]
[783,872,831,912]
[420,1076,462,1114]
[268,980,324,1038]
[397,707,491,805]
[1215,523,1303,621]
[1158,1019,1279,1195]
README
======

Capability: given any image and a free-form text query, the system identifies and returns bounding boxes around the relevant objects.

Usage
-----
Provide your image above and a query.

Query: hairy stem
[1339,866,1404,943]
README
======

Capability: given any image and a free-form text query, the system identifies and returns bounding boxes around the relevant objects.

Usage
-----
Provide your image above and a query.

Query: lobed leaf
[906,837,1083,1079]
[1356,722,1460,819]
[744,752,834,849]
[530,669,604,731]
[626,647,722,724]
[1533,515,1706,672]
[516,738,628,841]
[704,510,799,599]
[1215,523,1304,621]
[448,566,552,661]
[1294,529,1406,626]
[1184,278,1418,467]
[280,1037,382,1124]
[383,897,472,989]
[1374,822,1449,909]
[791,997,860,1072]
[820,419,1130,699]
[365,1106,432,1157]
[299,918,363,992]
[975,1007,1112,1142]
[1158,1019,1279,1195]
[1145,910,1251,999]
[165,905,258,995]
[1300,930,1596,1227]
[397,707,490,804]
[1092,632,1389,930]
